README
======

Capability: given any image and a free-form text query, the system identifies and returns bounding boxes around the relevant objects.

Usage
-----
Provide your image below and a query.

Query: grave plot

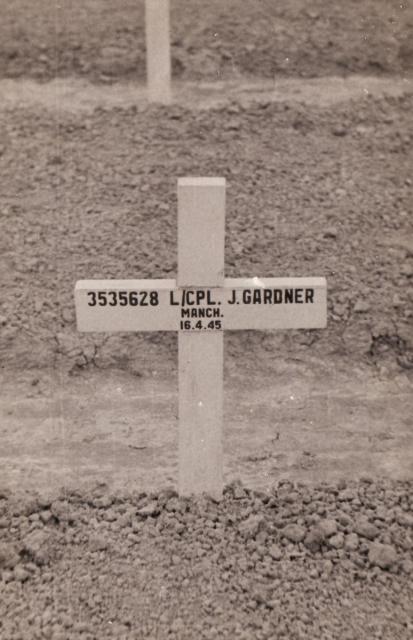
[0,2,412,638]
[0,82,412,500]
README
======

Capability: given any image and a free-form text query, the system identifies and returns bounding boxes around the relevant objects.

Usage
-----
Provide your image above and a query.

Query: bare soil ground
[0,76,412,497]
[1,0,413,82]
[1,363,412,497]
[0,1,412,638]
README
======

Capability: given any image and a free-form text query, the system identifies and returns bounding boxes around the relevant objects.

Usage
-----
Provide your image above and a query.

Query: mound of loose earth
[1,479,412,639]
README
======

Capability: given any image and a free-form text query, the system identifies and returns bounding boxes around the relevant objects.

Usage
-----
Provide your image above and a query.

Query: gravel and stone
[1,480,413,639]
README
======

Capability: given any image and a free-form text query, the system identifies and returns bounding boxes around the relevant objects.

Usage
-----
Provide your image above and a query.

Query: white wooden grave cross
[145,0,171,104]
[75,177,327,500]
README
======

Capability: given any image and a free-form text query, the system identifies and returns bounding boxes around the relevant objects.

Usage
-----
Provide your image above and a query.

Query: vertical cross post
[177,178,226,500]
[145,0,171,104]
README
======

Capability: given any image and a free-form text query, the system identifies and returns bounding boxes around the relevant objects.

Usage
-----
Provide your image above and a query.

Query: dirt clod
[354,519,381,541]
[369,542,399,570]
[0,543,20,570]
[282,523,307,543]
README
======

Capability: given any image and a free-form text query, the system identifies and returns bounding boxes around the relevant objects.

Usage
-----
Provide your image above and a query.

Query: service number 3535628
[87,290,159,307]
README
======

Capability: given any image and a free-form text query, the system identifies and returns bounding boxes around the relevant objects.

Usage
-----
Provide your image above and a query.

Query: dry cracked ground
[0,1,413,638]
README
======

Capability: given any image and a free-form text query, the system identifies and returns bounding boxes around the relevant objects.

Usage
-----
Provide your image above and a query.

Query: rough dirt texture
[1,91,412,374]
[1,1,413,638]
[1,0,413,82]
[1,480,413,639]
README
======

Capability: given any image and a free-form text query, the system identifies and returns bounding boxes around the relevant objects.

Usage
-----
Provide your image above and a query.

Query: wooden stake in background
[145,0,171,104]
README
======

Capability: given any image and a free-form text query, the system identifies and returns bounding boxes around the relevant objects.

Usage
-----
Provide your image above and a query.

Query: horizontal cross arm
[75,277,327,332]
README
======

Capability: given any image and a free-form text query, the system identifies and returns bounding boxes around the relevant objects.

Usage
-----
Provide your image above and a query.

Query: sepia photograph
[0,1,412,638]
